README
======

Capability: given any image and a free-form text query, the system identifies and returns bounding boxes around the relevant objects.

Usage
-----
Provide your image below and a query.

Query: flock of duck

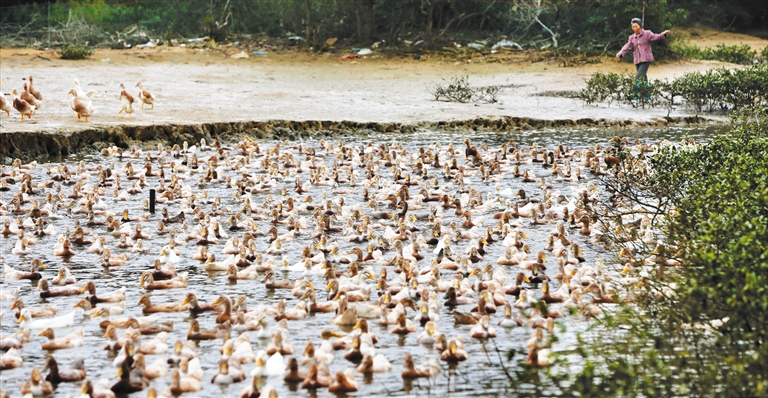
[0,76,155,122]
[0,132,645,397]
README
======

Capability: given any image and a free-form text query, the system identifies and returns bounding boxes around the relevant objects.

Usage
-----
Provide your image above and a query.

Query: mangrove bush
[580,64,768,112]
[671,42,758,65]
[558,106,768,397]
[58,43,95,59]
[430,75,500,104]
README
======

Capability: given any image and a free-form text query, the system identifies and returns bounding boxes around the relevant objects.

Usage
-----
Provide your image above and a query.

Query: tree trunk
[362,0,374,44]
[305,0,312,43]
[388,21,403,44]
[436,2,443,34]
[355,2,362,43]
[424,1,434,45]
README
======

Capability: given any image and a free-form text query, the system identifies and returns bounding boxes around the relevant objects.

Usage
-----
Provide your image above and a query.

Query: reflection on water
[0,124,725,397]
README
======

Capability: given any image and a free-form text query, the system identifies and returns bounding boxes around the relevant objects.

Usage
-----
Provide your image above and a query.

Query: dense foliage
[671,42,758,65]
[557,106,768,397]
[0,0,762,55]
[57,43,94,59]
[580,64,768,112]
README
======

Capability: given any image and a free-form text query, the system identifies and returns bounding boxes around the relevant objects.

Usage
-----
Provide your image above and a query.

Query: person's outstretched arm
[649,29,671,41]
[616,39,634,58]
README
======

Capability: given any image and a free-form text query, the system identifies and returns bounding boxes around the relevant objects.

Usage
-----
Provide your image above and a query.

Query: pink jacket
[618,30,667,64]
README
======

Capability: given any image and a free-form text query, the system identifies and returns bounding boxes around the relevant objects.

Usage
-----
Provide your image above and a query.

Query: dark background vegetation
[1,0,766,53]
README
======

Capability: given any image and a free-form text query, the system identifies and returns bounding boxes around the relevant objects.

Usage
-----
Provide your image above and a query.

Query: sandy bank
[0,45,748,158]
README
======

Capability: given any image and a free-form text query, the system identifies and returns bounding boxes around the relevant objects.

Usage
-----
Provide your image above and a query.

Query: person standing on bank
[616,18,670,81]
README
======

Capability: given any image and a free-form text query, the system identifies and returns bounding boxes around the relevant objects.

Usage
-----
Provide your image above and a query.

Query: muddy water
[0,125,723,398]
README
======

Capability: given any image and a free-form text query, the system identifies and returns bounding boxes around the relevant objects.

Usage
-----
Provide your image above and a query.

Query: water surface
[0,124,725,397]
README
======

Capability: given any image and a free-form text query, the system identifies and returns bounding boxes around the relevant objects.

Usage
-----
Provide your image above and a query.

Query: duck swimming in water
[20,368,53,396]
[39,328,84,350]
[43,356,87,384]
[0,133,634,396]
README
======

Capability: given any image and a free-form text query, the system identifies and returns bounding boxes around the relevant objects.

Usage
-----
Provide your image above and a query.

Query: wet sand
[0,46,749,137]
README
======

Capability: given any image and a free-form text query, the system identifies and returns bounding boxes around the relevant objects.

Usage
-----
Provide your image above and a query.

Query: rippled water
[0,124,725,398]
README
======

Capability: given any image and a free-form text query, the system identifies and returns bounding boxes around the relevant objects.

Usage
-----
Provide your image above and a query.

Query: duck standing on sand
[136,82,155,109]
[68,89,94,122]
[118,83,135,118]
[28,76,43,103]
[10,89,35,120]
[73,78,101,101]
[0,81,13,116]
[21,83,41,109]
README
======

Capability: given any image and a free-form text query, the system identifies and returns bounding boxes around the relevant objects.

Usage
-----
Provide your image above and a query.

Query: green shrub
[617,76,663,109]
[655,78,680,115]
[430,75,500,104]
[58,44,95,60]
[579,72,622,106]
[563,106,768,397]
[670,43,704,59]
[673,68,711,112]
[672,42,757,65]
[581,72,669,109]
[580,65,767,112]
[704,43,757,65]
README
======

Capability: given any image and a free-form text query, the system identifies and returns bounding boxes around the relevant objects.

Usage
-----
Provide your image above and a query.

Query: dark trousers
[635,62,650,80]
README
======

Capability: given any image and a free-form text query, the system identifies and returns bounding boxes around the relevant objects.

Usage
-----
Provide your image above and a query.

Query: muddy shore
[1,45,751,160]
[0,115,713,161]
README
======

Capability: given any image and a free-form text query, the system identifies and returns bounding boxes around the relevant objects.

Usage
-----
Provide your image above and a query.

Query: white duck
[18,308,76,329]
[180,357,204,381]
[356,353,392,373]
[73,78,101,101]
[250,350,285,377]
[0,81,13,117]
[159,245,180,265]
[88,236,106,254]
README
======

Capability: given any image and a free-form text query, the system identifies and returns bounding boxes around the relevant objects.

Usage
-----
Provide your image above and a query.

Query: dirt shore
[0,33,765,158]
[2,45,750,130]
